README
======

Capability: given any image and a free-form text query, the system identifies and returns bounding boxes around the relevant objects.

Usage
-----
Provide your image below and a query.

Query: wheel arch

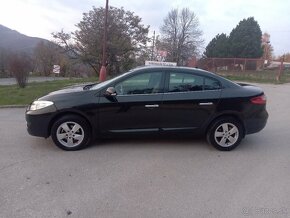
[47,110,94,137]
[205,113,246,138]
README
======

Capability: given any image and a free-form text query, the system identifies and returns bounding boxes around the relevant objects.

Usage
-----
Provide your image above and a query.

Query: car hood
[40,83,96,96]
[46,83,97,96]
[37,83,100,104]
[48,86,84,95]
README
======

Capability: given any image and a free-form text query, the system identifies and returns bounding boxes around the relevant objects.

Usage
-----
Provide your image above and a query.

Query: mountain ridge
[0,24,49,54]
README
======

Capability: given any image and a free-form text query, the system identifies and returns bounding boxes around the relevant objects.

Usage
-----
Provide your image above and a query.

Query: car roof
[133,65,215,75]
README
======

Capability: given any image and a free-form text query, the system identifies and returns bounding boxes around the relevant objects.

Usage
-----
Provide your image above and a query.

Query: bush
[8,53,32,88]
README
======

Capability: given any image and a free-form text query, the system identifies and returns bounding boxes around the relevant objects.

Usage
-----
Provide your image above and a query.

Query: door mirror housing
[105,87,117,96]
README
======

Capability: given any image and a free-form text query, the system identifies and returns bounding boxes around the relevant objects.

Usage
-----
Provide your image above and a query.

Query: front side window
[169,72,203,92]
[115,72,162,95]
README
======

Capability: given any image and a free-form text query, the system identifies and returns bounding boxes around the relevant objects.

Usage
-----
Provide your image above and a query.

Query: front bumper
[26,113,54,138]
[26,104,57,138]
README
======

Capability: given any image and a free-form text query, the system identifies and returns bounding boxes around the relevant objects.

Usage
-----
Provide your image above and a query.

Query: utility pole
[151,31,155,61]
[99,0,109,82]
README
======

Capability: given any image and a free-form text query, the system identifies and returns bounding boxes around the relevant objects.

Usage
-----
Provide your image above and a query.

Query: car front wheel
[207,117,244,151]
[51,115,91,151]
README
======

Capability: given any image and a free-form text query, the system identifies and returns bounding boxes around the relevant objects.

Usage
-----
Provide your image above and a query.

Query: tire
[51,115,91,151]
[207,117,244,151]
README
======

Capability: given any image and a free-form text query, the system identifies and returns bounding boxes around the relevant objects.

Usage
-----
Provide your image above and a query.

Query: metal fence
[194,57,290,83]
[197,58,264,72]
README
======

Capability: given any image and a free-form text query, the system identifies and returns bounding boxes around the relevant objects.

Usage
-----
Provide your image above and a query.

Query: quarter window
[204,77,221,90]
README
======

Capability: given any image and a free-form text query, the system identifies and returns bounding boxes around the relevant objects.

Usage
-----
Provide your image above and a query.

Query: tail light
[250,94,267,105]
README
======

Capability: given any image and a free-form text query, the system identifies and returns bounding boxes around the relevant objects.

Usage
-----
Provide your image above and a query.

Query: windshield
[90,71,131,90]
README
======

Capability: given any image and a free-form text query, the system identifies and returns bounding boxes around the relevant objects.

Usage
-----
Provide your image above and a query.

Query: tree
[228,17,263,58]
[204,33,229,58]
[0,48,10,77]
[8,53,33,88]
[277,53,290,62]
[261,32,273,62]
[53,6,149,75]
[160,8,203,65]
[283,53,290,62]
[34,41,59,76]
[34,41,71,76]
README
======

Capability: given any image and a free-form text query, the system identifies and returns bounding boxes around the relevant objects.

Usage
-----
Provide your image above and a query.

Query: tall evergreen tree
[204,33,229,58]
[228,17,263,58]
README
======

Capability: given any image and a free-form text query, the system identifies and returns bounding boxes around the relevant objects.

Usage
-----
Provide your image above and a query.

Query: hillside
[0,24,49,55]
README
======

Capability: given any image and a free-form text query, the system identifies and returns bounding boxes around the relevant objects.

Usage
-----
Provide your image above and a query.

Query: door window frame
[164,70,221,94]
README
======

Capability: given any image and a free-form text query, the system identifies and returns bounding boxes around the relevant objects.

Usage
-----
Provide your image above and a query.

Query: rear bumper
[244,110,268,134]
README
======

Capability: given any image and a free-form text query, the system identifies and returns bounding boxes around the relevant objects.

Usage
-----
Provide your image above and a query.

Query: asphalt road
[0,83,290,218]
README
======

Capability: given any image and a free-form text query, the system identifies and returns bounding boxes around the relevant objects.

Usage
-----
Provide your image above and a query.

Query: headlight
[29,100,54,111]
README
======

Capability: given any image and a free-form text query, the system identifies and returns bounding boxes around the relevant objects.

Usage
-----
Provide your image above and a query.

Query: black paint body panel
[26,66,268,140]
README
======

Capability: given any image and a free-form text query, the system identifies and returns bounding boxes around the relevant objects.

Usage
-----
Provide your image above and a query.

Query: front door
[98,71,164,134]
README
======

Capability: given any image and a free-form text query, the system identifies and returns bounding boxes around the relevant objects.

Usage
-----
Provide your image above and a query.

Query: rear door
[160,70,222,132]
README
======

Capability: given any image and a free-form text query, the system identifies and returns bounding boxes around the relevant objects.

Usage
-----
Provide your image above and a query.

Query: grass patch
[217,70,290,84]
[0,77,97,106]
[1,70,290,106]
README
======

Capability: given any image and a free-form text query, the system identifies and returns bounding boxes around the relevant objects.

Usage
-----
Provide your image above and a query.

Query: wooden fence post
[277,55,284,82]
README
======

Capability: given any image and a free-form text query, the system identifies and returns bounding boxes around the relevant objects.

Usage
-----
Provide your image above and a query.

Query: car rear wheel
[51,115,91,151]
[207,117,243,151]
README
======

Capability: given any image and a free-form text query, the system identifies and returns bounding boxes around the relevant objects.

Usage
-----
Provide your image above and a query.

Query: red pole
[99,0,109,82]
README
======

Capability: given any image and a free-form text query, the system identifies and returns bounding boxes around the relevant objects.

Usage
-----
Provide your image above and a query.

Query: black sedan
[26,66,268,151]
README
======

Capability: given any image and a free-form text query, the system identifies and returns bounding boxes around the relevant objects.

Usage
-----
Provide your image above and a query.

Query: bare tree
[262,32,273,62]
[34,41,56,76]
[0,48,11,77]
[278,53,290,62]
[8,53,32,88]
[160,8,203,65]
[34,41,70,76]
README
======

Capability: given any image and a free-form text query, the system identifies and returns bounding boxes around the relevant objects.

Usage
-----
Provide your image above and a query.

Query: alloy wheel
[56,121,85,148]
[214,123,239,147]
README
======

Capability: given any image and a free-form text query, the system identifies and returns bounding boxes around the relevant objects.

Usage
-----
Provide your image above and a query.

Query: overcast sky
[0,0,289,56]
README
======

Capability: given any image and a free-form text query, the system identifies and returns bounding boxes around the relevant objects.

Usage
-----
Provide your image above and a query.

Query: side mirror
[105,87,117,96]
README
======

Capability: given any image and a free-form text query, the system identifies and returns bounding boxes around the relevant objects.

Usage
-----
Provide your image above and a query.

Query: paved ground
[0,83,290,218]
[0,77,67,85]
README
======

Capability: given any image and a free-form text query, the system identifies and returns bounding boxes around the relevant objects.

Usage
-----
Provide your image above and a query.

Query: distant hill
[0,24,49,55]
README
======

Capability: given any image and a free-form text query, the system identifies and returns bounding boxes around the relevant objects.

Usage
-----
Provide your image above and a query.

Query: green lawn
[217,70,290,84]
[1,70,290,106]
[0,78,97,106]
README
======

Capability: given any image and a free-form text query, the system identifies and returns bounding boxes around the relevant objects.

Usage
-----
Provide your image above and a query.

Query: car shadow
[30,133,268,153]
[89,133,211,151]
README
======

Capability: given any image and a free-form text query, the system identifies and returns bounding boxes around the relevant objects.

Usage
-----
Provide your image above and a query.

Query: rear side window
[169,73,203,92]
